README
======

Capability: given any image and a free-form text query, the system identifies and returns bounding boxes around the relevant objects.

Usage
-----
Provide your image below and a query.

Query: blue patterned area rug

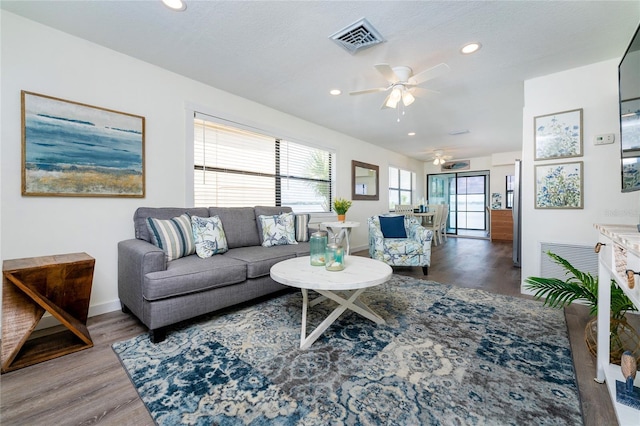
[112,275,583,425]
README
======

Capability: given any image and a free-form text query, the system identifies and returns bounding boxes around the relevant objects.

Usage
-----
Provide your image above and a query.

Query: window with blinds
[194,115,334,212]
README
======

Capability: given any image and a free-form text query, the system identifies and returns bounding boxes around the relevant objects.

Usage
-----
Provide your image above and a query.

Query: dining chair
[424,204,443,245]
[439,204,449,243]
[394,204,415,216]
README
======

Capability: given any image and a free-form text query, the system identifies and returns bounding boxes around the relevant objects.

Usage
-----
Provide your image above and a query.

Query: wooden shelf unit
[594,225,640,425]
[1,253,95,373]
[490,209,513,241]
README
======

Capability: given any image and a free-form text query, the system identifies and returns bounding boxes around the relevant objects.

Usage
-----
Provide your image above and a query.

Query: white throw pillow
[258,212,298,247]
[191,215,229,258]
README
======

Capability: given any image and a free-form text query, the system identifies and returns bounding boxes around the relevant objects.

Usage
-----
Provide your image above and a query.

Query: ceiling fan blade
[411,87,440,97]
[374,63,399,83]
[349,87,389,96]
[409,63,450,86]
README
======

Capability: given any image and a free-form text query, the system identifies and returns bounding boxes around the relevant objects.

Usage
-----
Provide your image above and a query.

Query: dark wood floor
[0,237,619,425]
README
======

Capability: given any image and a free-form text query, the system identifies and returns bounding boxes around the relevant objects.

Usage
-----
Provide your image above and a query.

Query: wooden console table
[1,253,95,373]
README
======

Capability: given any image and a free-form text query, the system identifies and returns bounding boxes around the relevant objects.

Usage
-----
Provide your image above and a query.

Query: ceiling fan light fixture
[329,89,342,96]
[385,87,402,108]
[402,90,415,106]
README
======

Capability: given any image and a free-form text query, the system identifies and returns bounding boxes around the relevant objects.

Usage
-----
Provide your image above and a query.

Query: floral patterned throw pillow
[191,215,229,258]
[258,212,298,247]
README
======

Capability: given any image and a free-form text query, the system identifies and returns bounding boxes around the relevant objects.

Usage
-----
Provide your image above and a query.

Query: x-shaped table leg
[299,288,385,349]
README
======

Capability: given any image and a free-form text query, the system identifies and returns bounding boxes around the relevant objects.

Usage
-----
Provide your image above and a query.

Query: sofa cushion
[209,207,260,249]
[379,215,407,238]
[147,214,196,261]
[143,254,246,301]
[191,215,229,258]
[134,207,209,243]
[258,212,298,247]
[225,244,309,279]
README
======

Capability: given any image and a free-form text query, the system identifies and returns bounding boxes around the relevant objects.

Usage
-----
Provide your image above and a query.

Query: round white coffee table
[270,256,392,349]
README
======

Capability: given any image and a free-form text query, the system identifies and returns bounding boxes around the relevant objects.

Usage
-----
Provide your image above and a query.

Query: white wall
[0,12,423,323]
[521,59,640,292]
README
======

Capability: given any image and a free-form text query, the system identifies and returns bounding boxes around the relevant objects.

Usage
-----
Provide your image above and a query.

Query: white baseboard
[33,299,122,331]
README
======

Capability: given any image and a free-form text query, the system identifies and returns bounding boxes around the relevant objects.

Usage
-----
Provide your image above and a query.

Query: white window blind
[194,114,334,212]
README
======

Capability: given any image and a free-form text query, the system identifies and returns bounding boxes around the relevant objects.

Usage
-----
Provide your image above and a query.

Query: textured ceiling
[3,1,639,162]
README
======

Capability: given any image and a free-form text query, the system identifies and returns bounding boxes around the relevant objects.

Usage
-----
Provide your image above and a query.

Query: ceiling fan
[431,150,452,165]
[349,63,450,109]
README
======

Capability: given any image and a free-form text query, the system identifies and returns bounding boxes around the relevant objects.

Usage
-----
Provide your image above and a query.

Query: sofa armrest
[406,219,433,253]
[118,239,166,319]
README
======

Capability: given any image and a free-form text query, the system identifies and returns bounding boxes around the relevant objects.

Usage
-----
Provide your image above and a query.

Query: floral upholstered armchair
[368,215,433,275]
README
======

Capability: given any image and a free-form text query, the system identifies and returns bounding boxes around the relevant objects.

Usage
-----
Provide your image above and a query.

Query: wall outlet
[594,134,615,145]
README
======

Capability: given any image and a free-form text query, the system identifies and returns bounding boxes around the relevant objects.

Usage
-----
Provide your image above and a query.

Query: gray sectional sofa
[118,206,310,342]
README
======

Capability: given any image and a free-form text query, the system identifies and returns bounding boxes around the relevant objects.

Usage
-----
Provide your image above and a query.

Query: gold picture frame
[21,91,145,197]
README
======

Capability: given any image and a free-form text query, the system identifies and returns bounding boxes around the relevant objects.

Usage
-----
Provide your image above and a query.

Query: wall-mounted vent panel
[540,242,598,280]
[329,18,385,55]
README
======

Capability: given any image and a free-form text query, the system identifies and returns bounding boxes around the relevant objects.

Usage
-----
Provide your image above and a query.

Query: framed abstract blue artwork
[21,91,145,197]
[534,108,583,161]
[534,161,583,209]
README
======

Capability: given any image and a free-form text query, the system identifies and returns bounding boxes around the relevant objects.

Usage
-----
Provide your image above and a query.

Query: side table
[322,221,360,255]
[1,252,95,373]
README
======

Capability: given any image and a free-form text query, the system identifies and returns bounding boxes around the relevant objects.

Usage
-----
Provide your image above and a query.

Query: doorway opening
[427,171,490,239]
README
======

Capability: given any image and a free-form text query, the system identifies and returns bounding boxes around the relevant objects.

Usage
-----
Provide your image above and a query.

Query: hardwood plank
[0,238,620,425]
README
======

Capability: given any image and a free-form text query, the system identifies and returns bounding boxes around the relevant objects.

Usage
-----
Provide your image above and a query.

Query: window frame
[388,166,416,211]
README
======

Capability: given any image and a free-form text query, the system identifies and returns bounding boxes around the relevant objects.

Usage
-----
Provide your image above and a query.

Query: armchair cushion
[368,215,433,269]
[379,215,407,238]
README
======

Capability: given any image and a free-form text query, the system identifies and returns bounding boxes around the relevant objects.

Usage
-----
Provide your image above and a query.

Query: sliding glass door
[427,173,455,233]
[428,171,490,237]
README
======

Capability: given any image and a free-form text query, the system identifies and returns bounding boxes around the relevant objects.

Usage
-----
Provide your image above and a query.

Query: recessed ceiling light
[460,42,481,55]
[329,89,342,96]
[162,0,186,11]
[408,132,416,136]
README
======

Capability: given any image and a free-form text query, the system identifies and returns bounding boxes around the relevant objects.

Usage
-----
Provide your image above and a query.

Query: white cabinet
[594,224,640,425]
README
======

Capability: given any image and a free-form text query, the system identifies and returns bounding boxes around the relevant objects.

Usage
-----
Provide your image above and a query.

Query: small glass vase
[325,243,345,271]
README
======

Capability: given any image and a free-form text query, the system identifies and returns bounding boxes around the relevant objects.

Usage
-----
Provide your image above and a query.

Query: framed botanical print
[535,161,583,209]
[534,109,583,161]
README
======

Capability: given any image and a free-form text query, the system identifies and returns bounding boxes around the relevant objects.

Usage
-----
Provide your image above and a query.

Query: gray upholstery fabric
[254,206,293,243]
[224,243,309,279]
[209,207,260,248]
[119,205,309,341]
[142,276,290,330]
[134,207,209,242]
[143,254,247,301]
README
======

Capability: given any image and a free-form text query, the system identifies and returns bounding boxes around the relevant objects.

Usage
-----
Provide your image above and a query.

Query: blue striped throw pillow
[146,214,196,261]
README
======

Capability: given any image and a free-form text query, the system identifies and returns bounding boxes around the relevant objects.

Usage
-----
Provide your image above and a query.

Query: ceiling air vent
[330,18,385,55]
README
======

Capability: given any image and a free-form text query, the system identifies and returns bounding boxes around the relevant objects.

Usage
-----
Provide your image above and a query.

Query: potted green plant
[525,251,638,364]
[333,198,352,222]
